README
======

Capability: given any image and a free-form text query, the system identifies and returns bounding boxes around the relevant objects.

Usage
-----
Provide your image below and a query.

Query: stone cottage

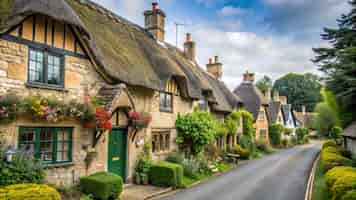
[342,121,356,155]
[233,72,269,141]
[0,0,243,185]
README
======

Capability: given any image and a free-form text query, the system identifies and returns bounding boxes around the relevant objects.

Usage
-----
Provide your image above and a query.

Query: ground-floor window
[18,127,73,164]
[259,129,267,139]
[152,130,171,153]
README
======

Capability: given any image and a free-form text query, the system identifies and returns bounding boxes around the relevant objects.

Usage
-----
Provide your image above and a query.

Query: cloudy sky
[92,0,350,89]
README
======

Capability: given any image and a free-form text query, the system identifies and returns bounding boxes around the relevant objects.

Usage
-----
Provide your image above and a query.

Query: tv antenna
[174,22,186,47]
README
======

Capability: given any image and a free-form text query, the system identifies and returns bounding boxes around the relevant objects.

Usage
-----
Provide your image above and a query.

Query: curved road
[159,142,321,200]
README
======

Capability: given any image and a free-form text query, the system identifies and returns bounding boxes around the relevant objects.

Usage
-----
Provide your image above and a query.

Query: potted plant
[135,172,141,185]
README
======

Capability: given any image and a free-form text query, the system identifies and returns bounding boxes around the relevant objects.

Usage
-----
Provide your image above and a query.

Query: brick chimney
[243,71,255,83]
[144,2,166,42]
[207,56,223,80]
[184,33,196,61]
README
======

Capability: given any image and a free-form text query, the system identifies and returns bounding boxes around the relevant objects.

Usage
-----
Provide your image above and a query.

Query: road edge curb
[305,153,320,200]
[144,187,173,200]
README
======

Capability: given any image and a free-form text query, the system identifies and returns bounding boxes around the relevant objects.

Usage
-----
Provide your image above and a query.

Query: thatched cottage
[233,72,269,141]
[0,0,243,185]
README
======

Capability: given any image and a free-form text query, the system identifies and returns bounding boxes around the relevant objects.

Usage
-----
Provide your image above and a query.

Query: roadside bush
[255,139,273,153]
[332,175,356,200]
[281,138,289,148]
[296,127,309,143]
[0,151,45,186]
[342,190,356,200]
[80,172,123,200]
[284,128,292,136]
[0,184,60,200]
[321,150,351,172]
[325,166,356,189]
[331,126,343,141]
[149,162,183,187]
[269,124,284,146]
[324,146,341,154]
[239,134,255,153]
[323,141,338,150]
[232,145,250,159]
[290,135,297,146]
[166,152,185,165]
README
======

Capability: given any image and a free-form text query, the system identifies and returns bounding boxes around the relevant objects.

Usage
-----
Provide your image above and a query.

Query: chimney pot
[214,56,219,63]
[152,2,158,11]
[243,71,255,83]
[186,33,192,42]
[209,58,213,64]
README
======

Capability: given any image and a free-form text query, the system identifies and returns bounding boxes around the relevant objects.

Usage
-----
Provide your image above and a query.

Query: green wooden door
[108,128,127,178]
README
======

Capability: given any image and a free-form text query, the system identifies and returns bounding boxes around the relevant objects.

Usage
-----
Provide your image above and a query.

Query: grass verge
[312,159,330,200]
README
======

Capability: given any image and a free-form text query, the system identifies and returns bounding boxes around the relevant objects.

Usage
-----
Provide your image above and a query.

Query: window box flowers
[129,112,152,129]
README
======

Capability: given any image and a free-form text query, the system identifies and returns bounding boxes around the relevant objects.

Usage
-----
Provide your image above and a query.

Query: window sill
[26,83,68,92]
[44,162,74,169]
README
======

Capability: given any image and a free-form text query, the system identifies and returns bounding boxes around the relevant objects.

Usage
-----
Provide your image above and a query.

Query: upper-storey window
[198,96,207,111]
[28,48,64,87]
[160,92,173,113]
[258,110,265,121]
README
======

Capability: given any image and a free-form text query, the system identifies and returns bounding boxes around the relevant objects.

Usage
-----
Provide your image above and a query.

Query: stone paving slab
[121,185,172,200]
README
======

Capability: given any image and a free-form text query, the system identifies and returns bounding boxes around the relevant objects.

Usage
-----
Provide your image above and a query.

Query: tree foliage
[176,112,218,155]
[273,73,322,112]
[225,111,241,136]
[313,103,338,136]
[256,76,272,93]
[313,0,356,125]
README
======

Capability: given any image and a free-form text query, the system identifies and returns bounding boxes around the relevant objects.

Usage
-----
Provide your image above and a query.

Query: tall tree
[273,73,322,112]
[256,76,272,93]
[313,0,356,125]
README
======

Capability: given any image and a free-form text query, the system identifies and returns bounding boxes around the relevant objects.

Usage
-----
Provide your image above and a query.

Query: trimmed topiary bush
[80,172,123,200]
[323,141,338,150]
[149,162,183,187]
[0,184,60,200]
[325,166,356,189]
[342,190,356,200]
[332,175,356,200]
[321,151,352,172]
[324,146,341,154]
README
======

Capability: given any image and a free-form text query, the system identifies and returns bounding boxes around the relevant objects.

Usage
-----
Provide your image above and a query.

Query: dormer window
[28,48,64,87]
[258,110,265,121]
[198,96,207,111]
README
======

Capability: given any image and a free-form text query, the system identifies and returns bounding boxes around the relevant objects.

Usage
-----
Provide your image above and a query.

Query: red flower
[103,121,112,131]
[95,107,106,117]
[129,112,139,119]
[83,123,96,129]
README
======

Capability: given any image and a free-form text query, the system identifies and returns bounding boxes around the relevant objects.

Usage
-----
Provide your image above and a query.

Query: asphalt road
[159,142,321,200]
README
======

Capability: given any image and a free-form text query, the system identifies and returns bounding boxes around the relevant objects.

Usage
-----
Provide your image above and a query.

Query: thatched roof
[0,0,241,113]
[268,101,282,124]
[233,82,268,120]
[343,121,356,139]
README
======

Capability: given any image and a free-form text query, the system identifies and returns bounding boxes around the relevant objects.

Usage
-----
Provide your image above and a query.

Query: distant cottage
[0,0,243,185]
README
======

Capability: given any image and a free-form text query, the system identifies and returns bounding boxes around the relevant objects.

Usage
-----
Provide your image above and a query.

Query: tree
[256,76,272,93]
[273,73,322,112]
[313,0,356,125]
[313,103,338,136]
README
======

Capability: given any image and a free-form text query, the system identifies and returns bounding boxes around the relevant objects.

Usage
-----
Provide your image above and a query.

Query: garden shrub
[332,175,356,200]
[0,184,60,200]
[321,150,351,172]
[166,152,185,165]
[281,138,289,148]
[232,145,250,159]
[342,190,356,200]
[269,124,284,146]
[0,152,45,186]
[331,126,343,141]
[324,146,341,154]
[149,162,183,187]
[204,143,220,161]
[296,127,309,143]
[325,166,356,189]
[80,172,123,200]
[255,139,272,153]
[225,111,241,135]
[182,158,200,178]
[176,112,217,155]
[323,141,338,150]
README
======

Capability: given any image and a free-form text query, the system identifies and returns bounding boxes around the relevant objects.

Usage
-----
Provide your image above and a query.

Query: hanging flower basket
[129,112,152,129]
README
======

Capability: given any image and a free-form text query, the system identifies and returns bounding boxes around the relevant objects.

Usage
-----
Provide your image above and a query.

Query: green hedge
[0,184,60,200]
[332,175,356,200]
[80,172,123,200]
[321,145,351,172]
[322,141,338,150]
[149,162,183,187]
[325,166,356,189]
[269,124,283,146]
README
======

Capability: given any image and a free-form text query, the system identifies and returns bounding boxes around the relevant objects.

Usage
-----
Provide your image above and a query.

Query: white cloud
[218,6,249,17]
[263,0,307,6]
[195,0,227,7]
[169,24,320,89]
